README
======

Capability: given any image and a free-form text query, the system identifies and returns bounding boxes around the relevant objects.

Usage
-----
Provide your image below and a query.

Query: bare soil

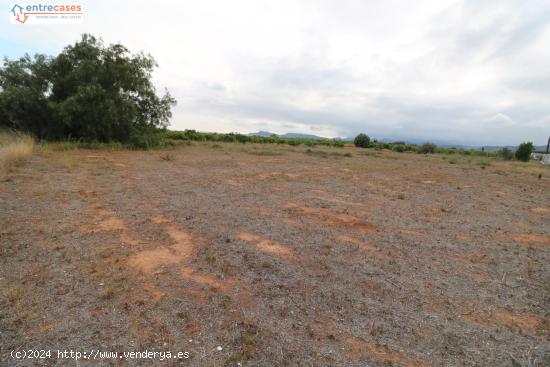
[1,143,549,366]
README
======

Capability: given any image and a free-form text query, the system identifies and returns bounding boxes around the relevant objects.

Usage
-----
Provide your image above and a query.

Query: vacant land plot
[1,143,549,366]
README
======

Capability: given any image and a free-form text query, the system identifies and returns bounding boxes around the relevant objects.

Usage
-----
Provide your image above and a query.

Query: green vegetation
[0,35,537,160]
[353,133,371,148]
[498,147,514,160]
[163,129,346,148]
[305,149,352,158]
[160,153,174,161]
[0,34,176,148]
[418,142,437,154]
[205,249,219,263]
[514,142,533,162]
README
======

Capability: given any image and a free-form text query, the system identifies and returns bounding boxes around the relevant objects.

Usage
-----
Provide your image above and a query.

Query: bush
[129,129,164,150]
[515,142,533,162]
[392,144,406,152]
[418,142,437,154]
[354,133,370,148]
[498,147,514,160]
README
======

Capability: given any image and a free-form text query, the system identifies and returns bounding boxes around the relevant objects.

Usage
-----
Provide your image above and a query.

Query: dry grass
[0,131,34,174]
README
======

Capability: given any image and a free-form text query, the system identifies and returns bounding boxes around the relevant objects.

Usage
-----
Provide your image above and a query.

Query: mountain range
[248,131,547,151]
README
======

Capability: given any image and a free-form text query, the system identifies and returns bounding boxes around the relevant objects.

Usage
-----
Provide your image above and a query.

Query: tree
[515,142,533,162]
[0,34,176,144]
[354,133,370,148]
[418,142,437,154]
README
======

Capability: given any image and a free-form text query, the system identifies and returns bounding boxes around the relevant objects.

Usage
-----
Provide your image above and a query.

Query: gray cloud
[3,0,549,145]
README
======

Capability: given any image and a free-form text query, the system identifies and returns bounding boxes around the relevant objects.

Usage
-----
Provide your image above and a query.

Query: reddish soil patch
[336,235,385,258]
[98,217,126,231]
[284,202,376,233]
[464,307,549,336]
[396,228,428,237]
[29,322,55,334]
[149,215,170,224]
[180,268,234,291]
[510,233,550,247]
[495,310,547,335]
[344,337,429,367]
[127,226,196,275]
[238,231,297,261]
[530,207,550,214]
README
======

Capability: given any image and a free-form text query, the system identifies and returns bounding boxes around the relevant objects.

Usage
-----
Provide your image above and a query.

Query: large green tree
[0,34,176,143]
[0,54,55,138]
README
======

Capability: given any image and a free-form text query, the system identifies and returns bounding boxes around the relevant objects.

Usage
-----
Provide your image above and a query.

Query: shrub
[515,142,533,162]
[206,249,219,263]
[392,144,405,153]
[418,142,437,154]
[498,147,514,160]
[160,153,174,161]
[354,133,371,148]
[128,129,164,150]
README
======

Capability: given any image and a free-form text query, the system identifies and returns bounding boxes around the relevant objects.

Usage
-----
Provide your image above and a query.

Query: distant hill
[249,131,328,140]
[248,131,548,150]
[249,130,277,137]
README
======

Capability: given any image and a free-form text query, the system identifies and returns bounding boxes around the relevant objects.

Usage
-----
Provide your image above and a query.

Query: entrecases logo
[10,3,83,24]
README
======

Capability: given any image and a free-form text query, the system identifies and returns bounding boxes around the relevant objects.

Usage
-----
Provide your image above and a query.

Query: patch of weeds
[176,309,189,320]
[449,158,457,164]
[99,286,116,300]
[4,285,26,303]
[211,144,222,149]
[305,149,327,158]
[229,320,260,363]
[321,243,333,256]
[397,192,406,200]
[247,150,282,156]
[359,150,381,157]
[477,161,491,169]
[369,324,384,336]
[160,153,174,161]
[165,139,192,147]
[221,261,237,276]
[305,149,351,159]
[261,261,274,270]
[206,249,219,263]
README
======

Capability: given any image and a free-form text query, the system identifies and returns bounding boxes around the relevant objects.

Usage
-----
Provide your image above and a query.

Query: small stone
[216,346,223,351]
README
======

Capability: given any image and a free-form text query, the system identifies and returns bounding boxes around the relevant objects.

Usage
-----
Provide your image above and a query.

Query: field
[1,142,549,366]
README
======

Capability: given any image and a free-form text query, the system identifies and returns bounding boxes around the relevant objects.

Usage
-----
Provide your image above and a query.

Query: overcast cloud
[2,0,550,145]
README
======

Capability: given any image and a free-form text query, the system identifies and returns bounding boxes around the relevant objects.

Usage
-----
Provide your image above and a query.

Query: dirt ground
[1,143,549,366]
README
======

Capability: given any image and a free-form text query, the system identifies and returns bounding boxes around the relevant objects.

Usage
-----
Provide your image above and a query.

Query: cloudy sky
[2,0,550,145]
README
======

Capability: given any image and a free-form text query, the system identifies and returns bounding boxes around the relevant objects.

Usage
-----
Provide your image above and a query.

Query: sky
[2,0,550,145]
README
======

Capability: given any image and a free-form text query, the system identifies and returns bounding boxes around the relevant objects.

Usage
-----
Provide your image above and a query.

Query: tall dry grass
[0,131,34,173]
